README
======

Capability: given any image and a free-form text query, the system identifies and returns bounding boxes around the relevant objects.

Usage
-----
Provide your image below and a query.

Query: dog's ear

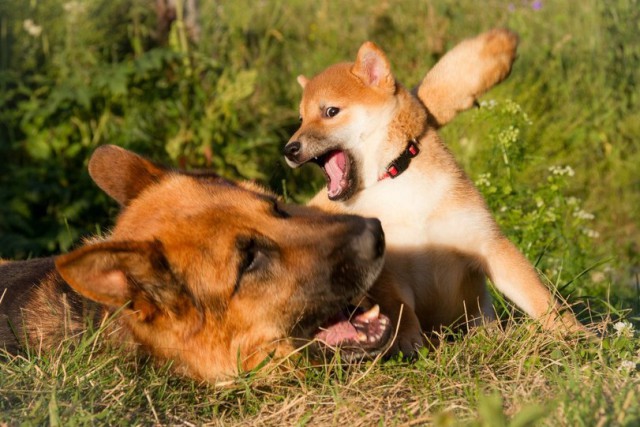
[88,145,168,206]
[417,28,519,128]
[55,240,183,321]
[351,41,395,94]
[297,75,309,88]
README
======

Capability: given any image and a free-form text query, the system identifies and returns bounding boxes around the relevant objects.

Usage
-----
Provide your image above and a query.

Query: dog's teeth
[379,318,388,326]
[358,332,368,342]
[360,304,380,321]
[368,335,376,343]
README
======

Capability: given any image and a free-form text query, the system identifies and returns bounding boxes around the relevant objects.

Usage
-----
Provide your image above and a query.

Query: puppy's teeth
[379,318,388,326]
[357,332,368,342]
[360,304,380,321]
[368,336,376,343]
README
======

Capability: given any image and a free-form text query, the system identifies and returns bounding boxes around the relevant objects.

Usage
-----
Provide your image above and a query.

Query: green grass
[1,317,639,425]
[1,0,639,424]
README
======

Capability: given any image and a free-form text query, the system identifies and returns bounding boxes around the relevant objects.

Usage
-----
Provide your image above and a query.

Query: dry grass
[4,316,636,425]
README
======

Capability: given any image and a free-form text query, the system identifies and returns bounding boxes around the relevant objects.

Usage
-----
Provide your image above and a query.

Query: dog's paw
[396,330,424,358]
[386,321,424,359]
[418,28,519,127]
[478,28,519,83]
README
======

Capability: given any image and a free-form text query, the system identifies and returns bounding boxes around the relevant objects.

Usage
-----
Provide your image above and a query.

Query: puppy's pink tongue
[324,151,347,197]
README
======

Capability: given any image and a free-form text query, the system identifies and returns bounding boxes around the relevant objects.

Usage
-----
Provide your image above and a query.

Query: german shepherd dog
[0,145,391,382]
[284,29,585,354]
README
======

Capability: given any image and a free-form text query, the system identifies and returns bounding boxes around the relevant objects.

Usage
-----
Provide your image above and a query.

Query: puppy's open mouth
[313,304,393,359]
[312,150,355,201]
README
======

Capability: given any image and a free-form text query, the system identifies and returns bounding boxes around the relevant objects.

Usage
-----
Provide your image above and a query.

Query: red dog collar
[379,139,420,181]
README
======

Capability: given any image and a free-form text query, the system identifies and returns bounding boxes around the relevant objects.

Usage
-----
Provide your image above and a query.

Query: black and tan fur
[0,145,386,382]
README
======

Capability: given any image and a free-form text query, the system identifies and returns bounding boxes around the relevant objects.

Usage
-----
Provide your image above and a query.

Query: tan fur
[418,28,519,127]
[1,145,385,382]
[286,29,584,354]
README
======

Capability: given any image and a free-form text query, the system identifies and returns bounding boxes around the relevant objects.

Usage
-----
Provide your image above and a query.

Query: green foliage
[0,0,298,257]
[0,1,638,303]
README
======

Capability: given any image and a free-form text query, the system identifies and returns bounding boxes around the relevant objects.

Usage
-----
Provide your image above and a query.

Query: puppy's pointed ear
[55,240,181,321]
[88,145,167,206]
[297,75,309,88]
[417,28,519,127]
[351,41,395,94]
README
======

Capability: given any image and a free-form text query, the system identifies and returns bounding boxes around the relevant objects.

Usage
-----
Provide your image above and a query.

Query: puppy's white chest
[347,171,449,247]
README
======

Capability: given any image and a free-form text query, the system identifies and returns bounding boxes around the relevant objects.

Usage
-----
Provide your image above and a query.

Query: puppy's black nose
[284,141,301,161]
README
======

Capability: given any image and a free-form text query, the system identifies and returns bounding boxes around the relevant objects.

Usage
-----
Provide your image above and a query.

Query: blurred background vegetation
[0,0,638,315]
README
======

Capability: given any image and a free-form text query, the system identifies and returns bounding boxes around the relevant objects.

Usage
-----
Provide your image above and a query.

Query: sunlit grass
[1,315,638,425]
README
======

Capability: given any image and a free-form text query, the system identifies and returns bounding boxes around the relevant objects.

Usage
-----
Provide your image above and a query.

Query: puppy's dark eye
[299,115,303,122]
[324,107,340,118]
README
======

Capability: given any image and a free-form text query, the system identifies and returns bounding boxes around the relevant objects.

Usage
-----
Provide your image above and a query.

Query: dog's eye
[242,246,266,274]
[237,239,264,274]
[298,115,303,122]
[233,236,278,295]
[324,107,340,118]
[233,238,267,295]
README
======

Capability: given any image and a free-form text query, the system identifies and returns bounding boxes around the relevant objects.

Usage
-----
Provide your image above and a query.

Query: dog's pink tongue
[324,151,347,197]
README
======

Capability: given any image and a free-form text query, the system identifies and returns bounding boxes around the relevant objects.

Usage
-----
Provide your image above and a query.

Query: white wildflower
[548,165,575,177]
[618,360,636,373]
[544,209,557,222]
[503,99,521,114]
[479,99,497,109]
[573,209,595,220]
[498,125,520,145]
[566,196,579,206]
[614,321,635,338]
[475,173,492,188]
[582,228,600,239]
[23,19,42,37]
[63,1,86,15]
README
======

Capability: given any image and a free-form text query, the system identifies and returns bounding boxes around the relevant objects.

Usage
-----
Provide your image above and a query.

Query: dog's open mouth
[312,150,355,201]
[313,304,393,359]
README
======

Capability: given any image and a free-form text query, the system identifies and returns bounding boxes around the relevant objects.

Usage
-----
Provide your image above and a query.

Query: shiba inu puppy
[284,29,584,354]
[0,145,390,382]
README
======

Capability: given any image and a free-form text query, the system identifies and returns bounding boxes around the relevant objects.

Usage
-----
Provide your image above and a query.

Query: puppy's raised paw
[418,28,519,127]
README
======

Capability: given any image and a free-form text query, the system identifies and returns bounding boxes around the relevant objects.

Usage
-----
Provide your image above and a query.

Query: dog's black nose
[284,141,301,161]
[366,218,385,259]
